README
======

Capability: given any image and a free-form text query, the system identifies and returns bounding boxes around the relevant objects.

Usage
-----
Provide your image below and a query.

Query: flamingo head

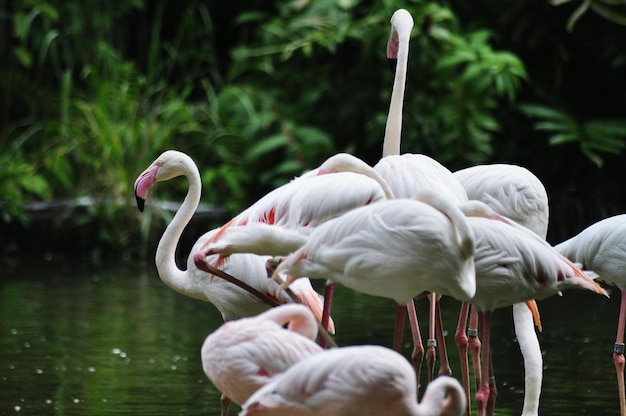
[387,9,414,59]
[134,150,191,212]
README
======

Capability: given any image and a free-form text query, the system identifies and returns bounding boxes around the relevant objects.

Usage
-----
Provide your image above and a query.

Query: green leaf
[245,134,289,162]
[14,47,32,68]
[591,2,626,26]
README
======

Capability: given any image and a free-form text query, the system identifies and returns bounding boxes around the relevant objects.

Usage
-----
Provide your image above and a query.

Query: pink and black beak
[134,162,159,213]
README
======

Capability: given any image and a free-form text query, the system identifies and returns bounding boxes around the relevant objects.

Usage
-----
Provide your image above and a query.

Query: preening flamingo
[554,214,626,416]
[193,152,394,260]
[239,344,467,416]
[460,200,608,416]
[133,150,329,323]
[375,8,469,383]
[454,163,549,416]
[201,304,323,415]
[193,152,394,341]
[272,190,476,357]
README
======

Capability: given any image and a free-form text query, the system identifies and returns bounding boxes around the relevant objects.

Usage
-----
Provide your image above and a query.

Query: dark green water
[0,257,621,415]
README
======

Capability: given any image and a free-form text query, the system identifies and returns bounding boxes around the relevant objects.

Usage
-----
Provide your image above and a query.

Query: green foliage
[520,103,626,167]
[549,0,626,32]
[2,0,624,256]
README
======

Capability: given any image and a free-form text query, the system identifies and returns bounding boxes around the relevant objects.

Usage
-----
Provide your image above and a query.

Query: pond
[0,256,621,415]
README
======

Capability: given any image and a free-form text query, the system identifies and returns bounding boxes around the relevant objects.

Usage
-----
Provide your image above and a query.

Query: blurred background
[1,0,625,261]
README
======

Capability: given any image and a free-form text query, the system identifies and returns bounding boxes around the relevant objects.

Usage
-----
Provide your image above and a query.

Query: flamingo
[374,8,469,383]
[192,152,395,342]
[272,189,476,358]
[239,344,467,416]
[201,304,323,415]
[554,214,626,416]
[459,200,609,416]
[454,163,549,416]
[133,150,330,323]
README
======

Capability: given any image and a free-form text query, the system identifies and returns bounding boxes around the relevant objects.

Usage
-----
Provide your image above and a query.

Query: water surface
[0,258,621,415]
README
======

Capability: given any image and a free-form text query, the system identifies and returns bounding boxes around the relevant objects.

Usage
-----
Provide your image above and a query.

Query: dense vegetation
[1,0,625,259]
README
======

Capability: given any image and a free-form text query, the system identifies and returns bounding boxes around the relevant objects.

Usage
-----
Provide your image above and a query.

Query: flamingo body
[277,192,476,305]
[240,345,467,416]
[201,304,323,407]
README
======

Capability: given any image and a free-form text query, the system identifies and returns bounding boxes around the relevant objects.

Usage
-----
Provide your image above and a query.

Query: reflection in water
[0,258,621,415]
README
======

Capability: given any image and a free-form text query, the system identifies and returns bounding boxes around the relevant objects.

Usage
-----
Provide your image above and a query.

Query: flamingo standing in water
[272,190,477,358]
[193,152,395,340]
[133,150,327,322]
[554,214,626,416]
[201,304,323,415]
[459,200,608,416]
[374,8,469,383]
[454,164,549,416]
[240,344,467,416]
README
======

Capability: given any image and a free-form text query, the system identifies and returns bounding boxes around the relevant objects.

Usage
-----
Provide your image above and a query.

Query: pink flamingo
[240,344,467,416]
[133,150,330,323]
[272,190,476,360]
[193,152,395,340]
[201,304,323,416]
[460,200,608,416]
[375,8,469,383]
[555,214,626,416]
[454,163,549,416]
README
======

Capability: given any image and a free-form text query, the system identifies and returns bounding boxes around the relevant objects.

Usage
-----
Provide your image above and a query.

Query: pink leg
[407,298,424,391]
[318,283,334,348]
[220,393,231,416]
[469,305,482,393]
[426,292,438,381]
[394,303,407,352]
[476,311,492,416]
[455,301,471,416]
[487,355,497,416]
[614,290,626,416]
[436,298,452,376]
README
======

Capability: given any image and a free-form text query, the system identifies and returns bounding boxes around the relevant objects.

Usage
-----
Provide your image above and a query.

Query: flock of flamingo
[133,8,626,416]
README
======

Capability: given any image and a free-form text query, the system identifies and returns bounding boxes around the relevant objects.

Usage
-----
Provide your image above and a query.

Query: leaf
[245,134,289,162]
[591,2,626,25]
[14,47,32,68]
[567,0,592,32]
[18,174,51,199]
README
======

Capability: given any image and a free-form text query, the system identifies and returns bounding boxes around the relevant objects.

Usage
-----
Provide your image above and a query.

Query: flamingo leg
[220,393,231,416]
[318,283,335,348]
[476,310,492,416]
[614,290,626,416]
[469,305,482,393]
[394,303,407,352]
[455,301,472,416]
[426,292,438,381]
[407,298,424,392]
[436,297,452,377]
[487,355,497,416]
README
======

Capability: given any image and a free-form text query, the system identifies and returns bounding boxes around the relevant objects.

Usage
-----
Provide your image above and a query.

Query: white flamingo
[454,163,549,416]
[459,200,608,416]
[554,214,626,416]
[134,150,327,321]
[272,189,476,357]
[374,8,469,383]
[192,152,395,340]
[239,344,467,416]
[201,304,323,415]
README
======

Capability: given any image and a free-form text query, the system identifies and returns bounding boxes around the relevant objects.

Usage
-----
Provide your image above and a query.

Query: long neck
[155,163,203,299]
[382,32,409,157]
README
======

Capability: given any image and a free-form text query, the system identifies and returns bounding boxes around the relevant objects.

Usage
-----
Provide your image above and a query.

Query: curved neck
[155,162,203,299]
[382,32,409,158]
